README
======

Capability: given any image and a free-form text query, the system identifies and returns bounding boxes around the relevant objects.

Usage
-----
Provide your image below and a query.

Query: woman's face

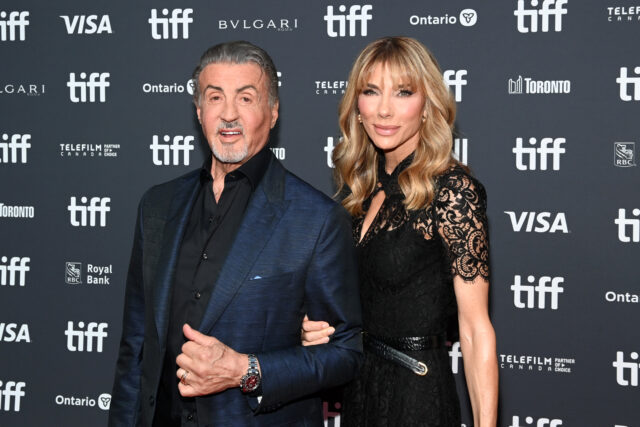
[357,63,425,161]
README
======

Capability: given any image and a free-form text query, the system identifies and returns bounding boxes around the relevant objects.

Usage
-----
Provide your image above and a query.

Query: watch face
[243,375,259,391]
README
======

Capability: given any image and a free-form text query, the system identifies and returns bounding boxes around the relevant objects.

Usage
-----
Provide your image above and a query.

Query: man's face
[196,62,278,165]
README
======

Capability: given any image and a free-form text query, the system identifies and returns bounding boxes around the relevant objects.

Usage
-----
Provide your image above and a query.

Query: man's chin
[211,147,248,164]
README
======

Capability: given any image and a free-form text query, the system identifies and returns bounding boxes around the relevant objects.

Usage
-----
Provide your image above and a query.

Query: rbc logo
[617,67,640,101]
[513,137,566,170]
[504,211,569,233]
[65,321,108,352]
[0,381,26,412]
[443,70,467,102]
[0,323,31,343]
[509,416,562,427]
[613,351,640,386]
[68,197,111,227]
[150,135,195,166]
[0,11,29,41]
[0,256,30,287]
[60,15,112,34]
[514,0,568,33]
[615,208,640,242]
[511,275,564,310]
[324,5,373,37]
[0,133,31,164]
[67,72,110,103]
[149,8,193,40]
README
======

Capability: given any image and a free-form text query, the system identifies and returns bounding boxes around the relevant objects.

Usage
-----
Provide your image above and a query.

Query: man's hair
[191,40,279,107]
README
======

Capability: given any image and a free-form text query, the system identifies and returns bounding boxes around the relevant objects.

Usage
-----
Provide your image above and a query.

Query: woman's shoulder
[434,163,487,204]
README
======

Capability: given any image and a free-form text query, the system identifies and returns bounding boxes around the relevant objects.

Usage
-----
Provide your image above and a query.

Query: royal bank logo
[613,351,640,386]
[55,392,111,410]
[504,211,569,233]
[325,5,373,37]
[0,381,26,412]
[68,197,110,227]
[508,75,571,94]
[0,203,34,219]
[60,15,112,34]
[0,323,30,343]
[410,8,477,27]
[59,143,120,158]
[150,135,195,166]
[0,11,29,41]
[508,416,563,426]
[617,66,640,101]
[65,262,112,286]
[314,80,348,95]
[615,208,640,243]
[605,290,639,304]
[65,262,82,284]
[65,321,108,352]
[149,8,192,40]
[614,142,636,167]
[443,69,467,102]
[513,137,565,171]
[1,133,31,164]
[219,17,299,31]
[500,352,575,373]
[0,256,30,287]
[67,72,110,103]
[0,84,45,96]
[607,6,640,22]
[511,275,564,309]
[514,0,568,33]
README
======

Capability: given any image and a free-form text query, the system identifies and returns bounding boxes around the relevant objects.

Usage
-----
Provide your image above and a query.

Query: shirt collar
[377,152,414,195]
[200,146,272,190]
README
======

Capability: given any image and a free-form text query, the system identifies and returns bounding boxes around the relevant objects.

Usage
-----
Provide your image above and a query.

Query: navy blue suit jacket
[109,155,362,426]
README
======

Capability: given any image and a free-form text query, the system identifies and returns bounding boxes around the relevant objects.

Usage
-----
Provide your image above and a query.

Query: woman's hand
[301,315,335,346]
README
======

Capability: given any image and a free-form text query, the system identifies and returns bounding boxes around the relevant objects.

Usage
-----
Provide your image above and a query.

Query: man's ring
[181,370,189,385]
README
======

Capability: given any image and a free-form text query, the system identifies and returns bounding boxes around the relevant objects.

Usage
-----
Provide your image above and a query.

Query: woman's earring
[357,114,362,123]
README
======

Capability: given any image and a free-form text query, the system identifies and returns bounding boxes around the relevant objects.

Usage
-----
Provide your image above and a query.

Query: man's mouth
[220,130,242,136]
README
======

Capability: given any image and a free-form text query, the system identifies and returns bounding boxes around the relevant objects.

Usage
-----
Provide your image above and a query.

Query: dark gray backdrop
[1,1,639,426]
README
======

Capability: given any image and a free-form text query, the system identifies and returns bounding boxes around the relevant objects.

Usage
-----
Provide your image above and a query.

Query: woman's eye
[398,89,414,97]
[362,89,377,96]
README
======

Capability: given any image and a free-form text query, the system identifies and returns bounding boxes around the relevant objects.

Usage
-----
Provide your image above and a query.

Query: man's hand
[301,315,335,346]
[176,324,250,397]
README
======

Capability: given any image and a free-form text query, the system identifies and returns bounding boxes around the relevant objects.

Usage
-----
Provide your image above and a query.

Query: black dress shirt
[153,148,271,427]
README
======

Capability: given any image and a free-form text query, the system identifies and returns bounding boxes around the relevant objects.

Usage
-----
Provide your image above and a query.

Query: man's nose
[220,99,239,122]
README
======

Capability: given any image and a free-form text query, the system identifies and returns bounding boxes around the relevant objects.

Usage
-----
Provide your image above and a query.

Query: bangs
[356,48,425,94]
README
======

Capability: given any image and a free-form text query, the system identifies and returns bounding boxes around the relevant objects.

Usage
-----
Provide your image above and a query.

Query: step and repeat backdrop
[1,0,639,426]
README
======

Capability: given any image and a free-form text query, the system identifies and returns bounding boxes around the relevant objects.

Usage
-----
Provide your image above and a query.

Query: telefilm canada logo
[508,75,571,95]
[607,6,640,22]
[218,17,299,31]
[500,352,576,374]
[65,262,113,285]
[614,142,636,167]
[59,143,120,158]
[409,8,478,27]
[314,80,348,95]
[55,392,111,410]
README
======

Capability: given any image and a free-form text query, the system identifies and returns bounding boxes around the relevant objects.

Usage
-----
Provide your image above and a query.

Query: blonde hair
[334,36,457,216]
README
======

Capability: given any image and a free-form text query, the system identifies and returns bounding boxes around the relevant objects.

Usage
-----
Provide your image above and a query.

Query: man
[109,41,362,426]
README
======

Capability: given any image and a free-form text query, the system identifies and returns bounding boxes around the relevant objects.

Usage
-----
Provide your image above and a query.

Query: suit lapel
[198,158,289,334]
[152,172,200,349]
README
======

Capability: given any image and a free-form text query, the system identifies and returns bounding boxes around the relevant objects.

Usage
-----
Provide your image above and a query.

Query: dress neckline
[376,153,414,197]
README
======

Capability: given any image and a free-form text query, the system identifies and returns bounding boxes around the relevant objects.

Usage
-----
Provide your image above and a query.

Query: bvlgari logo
[218,17,299,31]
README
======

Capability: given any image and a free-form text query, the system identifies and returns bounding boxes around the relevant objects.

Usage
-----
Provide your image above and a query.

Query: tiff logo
[449,341,462,374]
[67,72,110,103]
[324,5,373,37]
[0,133,31,164]
[65,321,108,352]
[514,0,568,33]
[617,66,640,101]
[443,70,467,102]
[504,211,569,233]
[613,351,640,386]
[68,197,111,227]
[149,8,193,39]
[150,135,195,166]
[60,15,112,35]
[509,416,562,427]
[325,137,337,168]
[513,137,565,170]
[511,275,564,310]
[0,381,26,412]
[615,208,640,242]
[453,138,468,165]
[0,11,29,41]
[0,256,30,287]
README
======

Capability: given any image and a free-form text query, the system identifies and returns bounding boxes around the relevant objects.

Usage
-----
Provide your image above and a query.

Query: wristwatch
[240,354,261,394]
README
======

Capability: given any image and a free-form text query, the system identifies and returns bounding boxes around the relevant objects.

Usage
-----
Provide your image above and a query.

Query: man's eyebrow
[202,84,223,93]
[236,84,258,93]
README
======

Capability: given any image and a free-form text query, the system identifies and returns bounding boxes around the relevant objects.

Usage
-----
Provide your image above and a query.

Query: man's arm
[109,198,146,427]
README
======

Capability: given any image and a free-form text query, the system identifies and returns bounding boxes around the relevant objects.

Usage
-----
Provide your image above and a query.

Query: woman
[302,37,498,426]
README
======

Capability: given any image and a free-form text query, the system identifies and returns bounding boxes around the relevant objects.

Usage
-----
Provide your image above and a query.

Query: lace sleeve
[434,169,490,281]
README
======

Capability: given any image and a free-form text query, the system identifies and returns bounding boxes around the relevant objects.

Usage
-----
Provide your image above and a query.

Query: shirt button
[195,291,201,299]
[187,413,194,421]
[202,253,208,260]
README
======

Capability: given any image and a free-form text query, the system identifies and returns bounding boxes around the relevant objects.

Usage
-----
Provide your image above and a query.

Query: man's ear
[270,100,279,129]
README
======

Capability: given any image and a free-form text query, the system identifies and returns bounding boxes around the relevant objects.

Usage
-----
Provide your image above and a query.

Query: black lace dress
[341,155,490,427]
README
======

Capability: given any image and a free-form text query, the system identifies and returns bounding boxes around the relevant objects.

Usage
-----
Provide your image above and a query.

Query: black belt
[363,332,446,376]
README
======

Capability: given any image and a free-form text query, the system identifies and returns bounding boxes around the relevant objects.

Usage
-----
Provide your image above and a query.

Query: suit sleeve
[109,195,147,426]
[254,203,363,411]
